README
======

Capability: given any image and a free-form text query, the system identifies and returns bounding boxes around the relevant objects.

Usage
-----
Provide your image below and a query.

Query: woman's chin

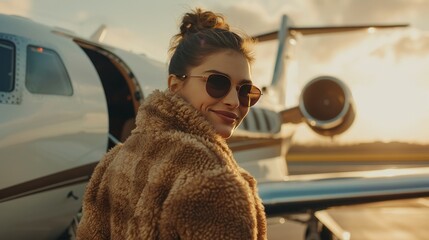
[215,126,234,139]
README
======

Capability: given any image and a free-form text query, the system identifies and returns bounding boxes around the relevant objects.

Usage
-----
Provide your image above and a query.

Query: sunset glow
[284,28,429,144]
[1,0,428,144]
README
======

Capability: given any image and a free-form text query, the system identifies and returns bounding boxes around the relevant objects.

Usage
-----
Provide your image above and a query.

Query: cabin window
[0,40,15,92]
[26,45,73,96]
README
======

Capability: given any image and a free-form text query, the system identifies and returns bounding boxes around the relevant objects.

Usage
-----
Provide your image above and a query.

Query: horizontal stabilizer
[253,23,409,42]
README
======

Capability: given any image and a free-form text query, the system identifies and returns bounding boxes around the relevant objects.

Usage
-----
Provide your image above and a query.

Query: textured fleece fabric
[76,90,267,239]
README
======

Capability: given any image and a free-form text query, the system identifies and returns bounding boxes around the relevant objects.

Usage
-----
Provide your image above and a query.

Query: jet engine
[299,76,355,137]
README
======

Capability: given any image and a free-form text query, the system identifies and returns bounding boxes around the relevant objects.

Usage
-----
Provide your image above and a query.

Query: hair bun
[180,8,230,36]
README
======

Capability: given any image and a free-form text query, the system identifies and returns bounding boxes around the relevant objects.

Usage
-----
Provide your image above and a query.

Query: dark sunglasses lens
[239,85,261,107]
[206,74,231,98]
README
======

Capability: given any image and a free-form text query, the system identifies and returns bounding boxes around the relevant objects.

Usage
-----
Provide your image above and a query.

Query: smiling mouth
[211,110,238,124]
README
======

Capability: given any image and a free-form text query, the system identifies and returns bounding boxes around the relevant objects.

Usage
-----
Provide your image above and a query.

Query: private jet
[1,13,429,240]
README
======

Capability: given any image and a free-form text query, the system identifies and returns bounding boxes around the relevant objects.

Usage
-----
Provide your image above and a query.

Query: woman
[77,8,266,239]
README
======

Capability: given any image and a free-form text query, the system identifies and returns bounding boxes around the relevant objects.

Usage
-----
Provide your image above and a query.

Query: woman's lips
[211,110,239,124]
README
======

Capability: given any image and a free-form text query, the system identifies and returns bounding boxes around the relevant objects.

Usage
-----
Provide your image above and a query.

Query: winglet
[90,24,107,42]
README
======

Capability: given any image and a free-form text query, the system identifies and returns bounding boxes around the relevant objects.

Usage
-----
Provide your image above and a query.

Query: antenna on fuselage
[90,24,107,42]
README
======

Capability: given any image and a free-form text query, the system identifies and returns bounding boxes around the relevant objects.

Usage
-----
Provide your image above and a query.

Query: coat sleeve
[159,168,260,240]
[76,144,123,239]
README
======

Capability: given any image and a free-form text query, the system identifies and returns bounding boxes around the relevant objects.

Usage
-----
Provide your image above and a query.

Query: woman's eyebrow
[204,69,253,84]
[204,69,227,75]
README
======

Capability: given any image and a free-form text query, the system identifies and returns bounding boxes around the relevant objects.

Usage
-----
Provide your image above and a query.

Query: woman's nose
[222,87,240,108]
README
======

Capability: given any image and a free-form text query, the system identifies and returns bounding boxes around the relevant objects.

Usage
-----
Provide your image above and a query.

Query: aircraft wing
[254,23,409,42]
[258,167,429,216]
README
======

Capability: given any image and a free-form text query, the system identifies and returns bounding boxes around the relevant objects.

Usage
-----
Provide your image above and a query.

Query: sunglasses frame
[175,73,262,107]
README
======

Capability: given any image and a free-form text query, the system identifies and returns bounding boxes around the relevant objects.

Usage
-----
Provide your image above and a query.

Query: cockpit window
[0,40,15,92]
[26,46,73,96]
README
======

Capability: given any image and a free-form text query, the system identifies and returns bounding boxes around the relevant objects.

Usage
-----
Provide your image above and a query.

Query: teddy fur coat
[76,90,267,239]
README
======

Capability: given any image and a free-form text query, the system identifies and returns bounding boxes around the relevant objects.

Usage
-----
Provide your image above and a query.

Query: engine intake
[299,76,355,137]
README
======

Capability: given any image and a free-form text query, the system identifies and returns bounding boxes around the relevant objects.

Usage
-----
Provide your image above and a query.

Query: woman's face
[170,50,252,139]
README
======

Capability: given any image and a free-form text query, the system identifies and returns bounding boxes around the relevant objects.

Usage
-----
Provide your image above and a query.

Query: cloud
[294,0,429,63]
[0,0,32,16]
[296,31,373,65]
[372,30,429,59]
[203,0,326,34]
[305,0,429,28]
[75,10,90,23]
[205,0,426,64]
[341,0,429,26]
[204,1,278,35]
[103,26,169,62]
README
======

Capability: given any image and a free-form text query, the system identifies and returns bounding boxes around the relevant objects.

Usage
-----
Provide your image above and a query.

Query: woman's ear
[168,74,184,93]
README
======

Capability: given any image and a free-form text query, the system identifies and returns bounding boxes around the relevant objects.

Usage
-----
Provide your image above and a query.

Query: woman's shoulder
[175,166,249,197]
[164,167,254,216]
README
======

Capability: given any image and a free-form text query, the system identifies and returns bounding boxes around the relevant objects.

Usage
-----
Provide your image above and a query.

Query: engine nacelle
[299,76,355,137]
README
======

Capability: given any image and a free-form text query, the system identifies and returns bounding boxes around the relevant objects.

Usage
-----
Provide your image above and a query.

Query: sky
[1,0,429,145]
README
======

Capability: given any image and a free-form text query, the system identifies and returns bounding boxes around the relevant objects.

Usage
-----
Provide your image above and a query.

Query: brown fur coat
[76,90,267,239]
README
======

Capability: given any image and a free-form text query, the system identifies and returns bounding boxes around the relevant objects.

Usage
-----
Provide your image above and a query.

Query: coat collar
[134,90,253,187]
[134,90,230,151]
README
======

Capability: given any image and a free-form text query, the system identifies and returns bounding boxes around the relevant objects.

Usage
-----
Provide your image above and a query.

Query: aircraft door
[75,40,142,145]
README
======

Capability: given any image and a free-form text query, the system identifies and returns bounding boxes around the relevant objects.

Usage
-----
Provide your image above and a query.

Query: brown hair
[168,8,254,76]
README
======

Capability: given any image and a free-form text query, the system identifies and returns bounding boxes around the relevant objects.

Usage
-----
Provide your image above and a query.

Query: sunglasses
[176,73,262,107]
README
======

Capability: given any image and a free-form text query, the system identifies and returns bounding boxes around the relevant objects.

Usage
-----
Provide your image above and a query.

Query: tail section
[252,17,408,105]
